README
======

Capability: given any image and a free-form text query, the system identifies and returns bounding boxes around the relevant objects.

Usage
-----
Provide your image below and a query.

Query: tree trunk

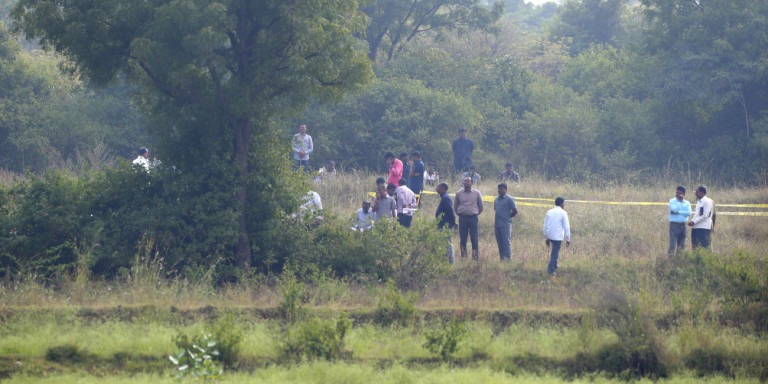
[235,119,252,268]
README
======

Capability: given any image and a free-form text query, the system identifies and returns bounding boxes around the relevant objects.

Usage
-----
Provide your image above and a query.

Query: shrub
[260,214,448,288]
[169,333,223,383]
[423,318,467,361]
[278,269,310,323]
[174,315,242,368]
[281,315,351,362]
[45,344,92,364]
[375,279,418,327]
[588,290,669,379]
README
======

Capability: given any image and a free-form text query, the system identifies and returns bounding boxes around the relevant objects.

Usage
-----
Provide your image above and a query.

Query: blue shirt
[436,192,456,230]
[409,160,425,193]
[668,197,692,223]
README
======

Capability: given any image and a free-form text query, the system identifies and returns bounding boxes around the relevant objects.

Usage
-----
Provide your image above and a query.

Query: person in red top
[384,152,403,185]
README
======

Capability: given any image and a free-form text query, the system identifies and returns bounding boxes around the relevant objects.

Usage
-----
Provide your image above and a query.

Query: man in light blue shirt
[668,185,692,256]
[543,197,571,277]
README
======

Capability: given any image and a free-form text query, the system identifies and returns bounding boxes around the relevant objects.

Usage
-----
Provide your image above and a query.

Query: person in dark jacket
[435,182,456,264]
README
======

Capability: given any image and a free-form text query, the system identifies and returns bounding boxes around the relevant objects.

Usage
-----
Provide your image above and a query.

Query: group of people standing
[668,185,716,256]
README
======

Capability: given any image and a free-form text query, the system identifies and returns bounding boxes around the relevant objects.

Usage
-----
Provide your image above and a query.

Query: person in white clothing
[292,124,313,172]
[352,201,374,231]
[394,178,418,227]
[132,147,151,171]
[688,185,715,249]
[543,197,571,276]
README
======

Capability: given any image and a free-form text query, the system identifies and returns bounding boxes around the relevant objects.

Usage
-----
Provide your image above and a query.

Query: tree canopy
[12,0,373,267]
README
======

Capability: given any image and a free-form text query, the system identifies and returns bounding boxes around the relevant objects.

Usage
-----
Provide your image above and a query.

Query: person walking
[543,197,570,277]
[494,183,518,261]
[435,182,456,264]
[668,186,692,256]
[452,127,474,173]
[454,176,483,260]
[292,124,313,171]
[688,185,716,249]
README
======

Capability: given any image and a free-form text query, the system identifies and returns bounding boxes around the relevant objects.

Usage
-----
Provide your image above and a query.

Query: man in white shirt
[299,191,323,214]
[353,201,374,231]
[292,124,313,172]
[132,147,150,171]
[688,185,715,249]
[394,179,418,228]
[543,197,571,277]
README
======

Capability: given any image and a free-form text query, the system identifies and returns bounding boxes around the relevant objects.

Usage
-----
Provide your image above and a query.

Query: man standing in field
[385,152,403,185]
[409,151,425,199]
[394,179,417,228]
[454,177,484,260]
[452,127,474,173]
[688,185,716,249]
[292,124,313,172]
[494,183,518,261]
[543,197,570,277]
[668,186,692,256]
[435,182,456,264]
[400,152,411,186]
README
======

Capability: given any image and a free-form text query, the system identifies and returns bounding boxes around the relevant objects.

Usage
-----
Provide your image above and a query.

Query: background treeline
[1,0,767,182]
[1,0,767,282]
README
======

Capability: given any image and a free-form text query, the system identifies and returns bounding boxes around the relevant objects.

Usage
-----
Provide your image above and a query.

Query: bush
[45,344,92,364]
[423,318,467,361]
[260,213,448,288]
[0,171,89,278]
[278,269,310,323]
[174,315,242,368]
[587,290,669,379]
[169,333,223,383]
[375,279,418,327]
[281,315,351,362]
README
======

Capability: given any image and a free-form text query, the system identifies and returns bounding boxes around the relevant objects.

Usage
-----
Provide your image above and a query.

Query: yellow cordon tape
[407,190,768,215]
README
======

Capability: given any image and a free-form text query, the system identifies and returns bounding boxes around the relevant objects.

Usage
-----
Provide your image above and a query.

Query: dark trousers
[397,214,413,228]
[691,228,711,249]
[294,159,309,172]
[458,215,479,251]
[495,224,512,260]
[548,240,562,276]
[668,222,687,256]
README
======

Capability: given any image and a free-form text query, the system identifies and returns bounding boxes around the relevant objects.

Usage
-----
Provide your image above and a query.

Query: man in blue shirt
[494,183,518,261]
[668,185,692,256]
[435,182,456,264]
[409,151,425,198]
[452,128,474,173]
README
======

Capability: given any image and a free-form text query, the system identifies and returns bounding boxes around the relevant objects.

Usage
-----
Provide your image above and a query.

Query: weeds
[423,318,467,361]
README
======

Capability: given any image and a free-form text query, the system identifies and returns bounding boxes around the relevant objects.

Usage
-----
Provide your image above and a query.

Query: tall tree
[641,0,768,139]
[548,0,625,55]
[362,0,504,61]
[12,0,373,267]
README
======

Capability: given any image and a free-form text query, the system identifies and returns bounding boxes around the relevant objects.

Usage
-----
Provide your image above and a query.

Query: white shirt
[543,206,571,242]
[354,208,374,229]
[300,191,323,214]
[395,185,417,215]
[132,155,150,171]
[691,196,715,229]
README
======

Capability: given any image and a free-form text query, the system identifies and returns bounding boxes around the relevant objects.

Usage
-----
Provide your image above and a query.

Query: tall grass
[1,170,765,313]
